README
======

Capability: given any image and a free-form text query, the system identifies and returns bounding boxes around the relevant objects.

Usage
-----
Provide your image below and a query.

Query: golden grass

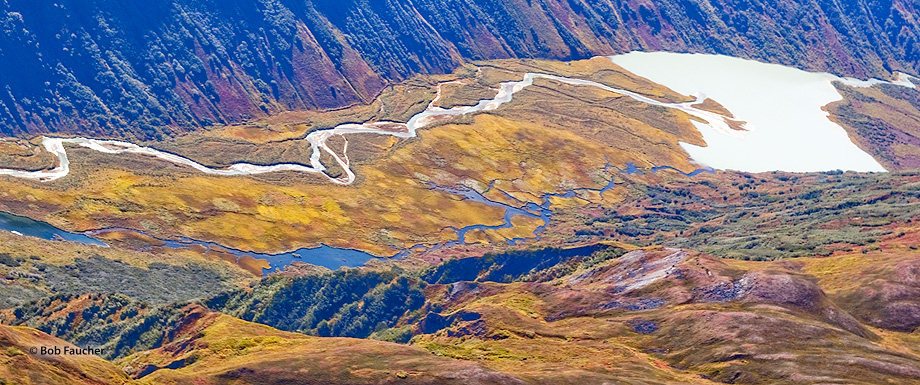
[0,325,134,385]
[121,313,529,385]
[0,58,708,256]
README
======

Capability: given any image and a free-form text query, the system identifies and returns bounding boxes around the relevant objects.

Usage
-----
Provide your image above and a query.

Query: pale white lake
[609,52,892,173]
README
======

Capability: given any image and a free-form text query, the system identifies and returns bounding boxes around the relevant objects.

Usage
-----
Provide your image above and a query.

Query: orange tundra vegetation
[0,58,710,256]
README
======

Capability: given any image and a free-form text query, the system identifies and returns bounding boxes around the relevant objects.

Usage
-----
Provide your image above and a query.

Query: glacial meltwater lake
[609,52,891,173]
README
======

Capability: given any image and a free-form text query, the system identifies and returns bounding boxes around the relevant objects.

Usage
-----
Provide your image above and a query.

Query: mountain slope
[410,247,920,384]
[0,0,917,138]
[0,324,133,385]
[119,313,532,385]
[7,243,920,384]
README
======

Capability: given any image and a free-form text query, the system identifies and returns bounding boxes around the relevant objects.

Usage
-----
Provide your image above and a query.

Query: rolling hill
[4,243,920,384]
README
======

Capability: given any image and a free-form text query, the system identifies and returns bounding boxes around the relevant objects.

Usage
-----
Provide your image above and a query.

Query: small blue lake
[256,244,378,273]
[89,228,380,275]
[0,211,377,275]
[164,239,379,275]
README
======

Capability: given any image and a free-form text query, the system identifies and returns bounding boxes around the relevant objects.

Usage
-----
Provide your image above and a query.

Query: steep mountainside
[0,0,917,138]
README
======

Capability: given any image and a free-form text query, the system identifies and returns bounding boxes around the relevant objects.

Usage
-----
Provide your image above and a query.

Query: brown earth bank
[827,81,920,171]
[690,98,748,131]
[0,0,917,138]
[0,138,56,172]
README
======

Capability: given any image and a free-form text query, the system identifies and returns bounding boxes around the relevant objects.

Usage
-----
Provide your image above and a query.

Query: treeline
[6,268,429,359]
[7,293,191,359]
[4,244,632,358]
[423,244,624,284]
[209,268,426,338]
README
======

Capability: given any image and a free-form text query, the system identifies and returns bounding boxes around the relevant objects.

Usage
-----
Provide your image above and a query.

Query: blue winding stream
[0,163,711,274]
[625,162,715,176]
[84,228,378,275]
[0,211,107,246]
[419,162,711,253]
[0,213,376,275]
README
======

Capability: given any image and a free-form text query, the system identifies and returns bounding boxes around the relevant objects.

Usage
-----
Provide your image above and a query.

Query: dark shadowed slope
[0,0,918,138]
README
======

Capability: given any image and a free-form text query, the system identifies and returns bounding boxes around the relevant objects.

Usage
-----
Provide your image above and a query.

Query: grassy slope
[0,324,133,385]
[2,242,919,384]
[827,82,920,170]
[0,312,527,385]
[0,231,254,309]
[412,247,920,384]
[123,313,530,385]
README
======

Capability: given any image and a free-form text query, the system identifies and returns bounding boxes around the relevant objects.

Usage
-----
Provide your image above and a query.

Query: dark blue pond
[262,244,378,273]
[0,211,377,275]
[0,211,107,247]
[88,228,379,275]
[182,241,378,275]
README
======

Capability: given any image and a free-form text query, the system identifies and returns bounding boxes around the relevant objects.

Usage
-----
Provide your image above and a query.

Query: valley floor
[0,55,919,384]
